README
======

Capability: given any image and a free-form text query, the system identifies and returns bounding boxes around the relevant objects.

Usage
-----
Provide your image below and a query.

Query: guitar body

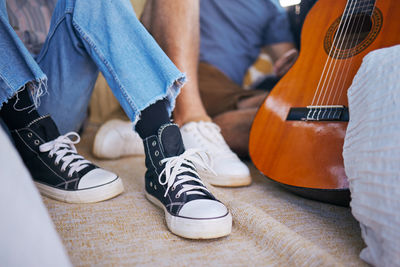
[249,0,400,206]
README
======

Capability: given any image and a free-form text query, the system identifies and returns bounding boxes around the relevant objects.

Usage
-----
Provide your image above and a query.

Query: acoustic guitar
[249,0,400,206]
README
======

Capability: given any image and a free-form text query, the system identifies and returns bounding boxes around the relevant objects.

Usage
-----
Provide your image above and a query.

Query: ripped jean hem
[0,76,48,109]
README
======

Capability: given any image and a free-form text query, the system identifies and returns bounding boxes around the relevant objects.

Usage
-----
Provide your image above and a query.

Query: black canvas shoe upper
[144,123,220,217]
[11,115,98,190]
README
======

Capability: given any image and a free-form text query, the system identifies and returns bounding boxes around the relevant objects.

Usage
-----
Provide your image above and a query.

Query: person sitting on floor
[0,0,231,239]
[198,0,298,157]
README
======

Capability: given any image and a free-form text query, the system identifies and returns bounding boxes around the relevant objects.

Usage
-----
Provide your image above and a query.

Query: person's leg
[214,108,259,157]
[214,93,268,157]
[0,0,47,109]
[198,62,267,157]
[141,0,210,125]
[37,0,184,134]
[36,0,231,239]
[0,1,123,204]
[139,2,251,187]
[237,92,267,110]
[135,99,170,138]
[0,85,42,130]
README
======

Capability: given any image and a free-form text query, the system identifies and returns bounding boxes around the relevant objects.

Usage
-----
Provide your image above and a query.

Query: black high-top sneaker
[143,123,232,239]
[11,115,124,203]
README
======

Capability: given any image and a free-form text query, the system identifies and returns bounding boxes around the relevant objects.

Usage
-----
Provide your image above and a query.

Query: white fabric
[343,45,400,267]
[0,126,71,267]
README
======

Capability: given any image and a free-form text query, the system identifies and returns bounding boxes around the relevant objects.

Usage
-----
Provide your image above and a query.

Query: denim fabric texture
[0,0,47,109]
[0,0,185,133]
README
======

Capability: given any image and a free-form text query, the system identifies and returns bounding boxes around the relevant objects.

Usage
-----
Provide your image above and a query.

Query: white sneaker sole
[199,170,252,187]
[35,177,124,203]
[145,192,232,239]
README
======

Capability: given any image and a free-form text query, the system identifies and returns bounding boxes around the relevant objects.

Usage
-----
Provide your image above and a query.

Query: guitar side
[249,0,400,197]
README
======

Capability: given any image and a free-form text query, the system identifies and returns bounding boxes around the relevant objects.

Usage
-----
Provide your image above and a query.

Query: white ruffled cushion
[343,45,400,267]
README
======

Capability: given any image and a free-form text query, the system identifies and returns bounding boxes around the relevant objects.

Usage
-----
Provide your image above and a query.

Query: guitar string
[314,0,373,118]
[326,0,375,105]
[334,0,377,107]
[343,2,375,14]
[308,0,351,113]
[310,0,356,119]
[315,0,361,119]
[327,0,371,110]
[308,0,352,108]
[343,2,375,15]
[308,0,353,119]
[321,0,370,119]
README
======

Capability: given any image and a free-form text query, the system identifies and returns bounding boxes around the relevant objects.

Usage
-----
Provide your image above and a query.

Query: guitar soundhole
[324,8,383,59]
[336,14,372,49]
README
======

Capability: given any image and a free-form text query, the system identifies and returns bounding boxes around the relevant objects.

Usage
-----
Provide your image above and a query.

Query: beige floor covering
[43,124,367,267]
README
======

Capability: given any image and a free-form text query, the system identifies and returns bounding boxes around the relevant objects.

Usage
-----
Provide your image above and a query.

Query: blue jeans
[0,0,185,134]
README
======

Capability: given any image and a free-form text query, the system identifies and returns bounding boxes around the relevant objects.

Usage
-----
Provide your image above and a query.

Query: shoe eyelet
[158,161,162,166]
[154,185,157,190]
[152,141,157,147]
[48,154,53,158]
[27,133,32,138]
[54,161,59,166]
[172,186,176,191]
[34,140,40,145]
[68,174,72,178]
[150,182,153,187]
[154,150,159,156]
[175,194,180,199]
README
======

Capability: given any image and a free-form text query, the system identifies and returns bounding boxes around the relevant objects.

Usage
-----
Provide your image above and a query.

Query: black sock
[0,87,41,130]
[135,99,171,139]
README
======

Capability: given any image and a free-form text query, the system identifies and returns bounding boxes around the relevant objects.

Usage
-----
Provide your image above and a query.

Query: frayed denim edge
[30,77,48,107]
[71,17,186,128]
[0,76,48,109]
[132,73,187,127]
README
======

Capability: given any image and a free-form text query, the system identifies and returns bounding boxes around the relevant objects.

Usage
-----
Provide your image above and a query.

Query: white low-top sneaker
[180,121,251,187]
[93,119,144,159]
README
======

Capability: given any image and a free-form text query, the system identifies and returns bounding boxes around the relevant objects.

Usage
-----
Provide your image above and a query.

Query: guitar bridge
[286,105,349,121]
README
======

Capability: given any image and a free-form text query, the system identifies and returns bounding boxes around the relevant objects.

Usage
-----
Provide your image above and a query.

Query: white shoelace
[158,149,215,198]
[39,132,91,177]
[190,122,237,159]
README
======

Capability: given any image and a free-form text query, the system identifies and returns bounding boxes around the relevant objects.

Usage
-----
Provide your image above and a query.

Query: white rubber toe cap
[78,168,119,190]
[178,199,229,219]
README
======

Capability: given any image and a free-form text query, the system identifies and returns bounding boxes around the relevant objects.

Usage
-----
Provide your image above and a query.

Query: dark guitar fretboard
[343,0,376,17]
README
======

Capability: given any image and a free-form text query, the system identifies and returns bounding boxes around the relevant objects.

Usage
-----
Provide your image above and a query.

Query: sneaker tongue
[159,123,185,157]
[28,115,60,142]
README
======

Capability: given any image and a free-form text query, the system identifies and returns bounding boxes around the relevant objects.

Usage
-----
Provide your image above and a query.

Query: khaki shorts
[198,62,264,117]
